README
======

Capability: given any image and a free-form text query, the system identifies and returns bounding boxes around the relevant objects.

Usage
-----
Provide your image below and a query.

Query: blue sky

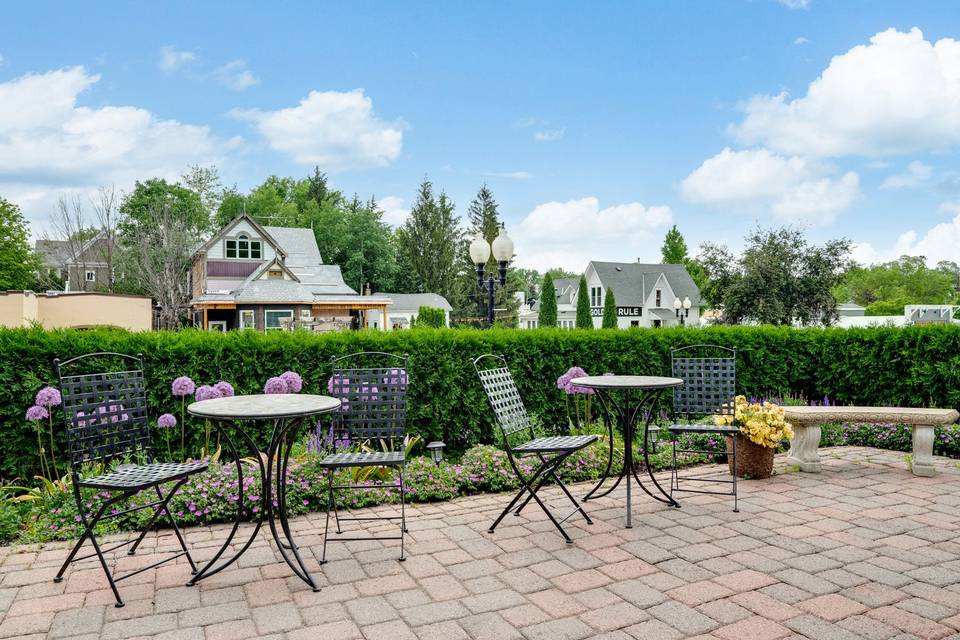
[2,1,960,272]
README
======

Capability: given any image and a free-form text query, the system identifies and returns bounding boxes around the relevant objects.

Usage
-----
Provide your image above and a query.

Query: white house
[520,262,702,329]
[366,293,453,329]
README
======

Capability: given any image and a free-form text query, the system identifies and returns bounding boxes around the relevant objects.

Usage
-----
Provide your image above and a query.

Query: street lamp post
[673,296,692,326]
[469,225,515,327]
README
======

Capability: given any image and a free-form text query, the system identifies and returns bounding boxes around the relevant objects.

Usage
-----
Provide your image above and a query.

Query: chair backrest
[472,354,533,446]
[54,352,152,470]
[328,352,408,442]
[671,344,737,420]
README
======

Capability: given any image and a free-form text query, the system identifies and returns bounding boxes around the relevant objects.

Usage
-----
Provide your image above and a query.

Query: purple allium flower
[195,385,221,402]
[157,413,177,429]
[172,376,196,397]
[558,366,593,395]
[280,371,303,393]
[264,377,288,394]
[214,381,234,397]
[25,405,48,421]
[35,386,62,408]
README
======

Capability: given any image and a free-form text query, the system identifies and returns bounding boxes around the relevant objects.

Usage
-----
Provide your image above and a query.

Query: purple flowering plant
[25,385,64,481]
[279,371,303,393]
[264,376,287,394]
[557,366,594,432]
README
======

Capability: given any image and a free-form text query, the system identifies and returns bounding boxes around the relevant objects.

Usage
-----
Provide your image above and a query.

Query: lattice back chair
[319,352,410,562]
[53,353,207,607]
[473,354,597,542]
[667,345,740,511]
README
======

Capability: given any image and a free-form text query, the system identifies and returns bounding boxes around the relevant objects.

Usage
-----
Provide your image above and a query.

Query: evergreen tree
[661,225,689,264]
[576,276,593,328]
[539,273,558,327]
[396,178,463,303]
[0,197,40,290]
[601,287,618,328]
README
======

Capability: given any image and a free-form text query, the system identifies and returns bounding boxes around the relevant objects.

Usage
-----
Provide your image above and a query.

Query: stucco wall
[0,291,152,331]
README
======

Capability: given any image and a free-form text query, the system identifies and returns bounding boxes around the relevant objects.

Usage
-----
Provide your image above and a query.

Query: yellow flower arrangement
[714,395,794,449]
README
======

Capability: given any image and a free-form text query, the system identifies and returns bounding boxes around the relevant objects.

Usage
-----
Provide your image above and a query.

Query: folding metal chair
[668,345,740,512]
[53,352,207,607]
[319,352,409,562]
[473,354,597,543]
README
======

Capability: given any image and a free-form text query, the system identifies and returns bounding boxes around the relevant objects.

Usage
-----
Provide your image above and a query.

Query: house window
[264,309,294,330]
[225,240,236,258]
[237,234,249,259]
[85,270,96,282]
[653,319,662,328]
[226,234,262,259]
[655,289,662,307]
[268,268,283,279]
[300,308,312,320]
[590,286,602,307]
[630,320,640,327]
[239,310,255,330]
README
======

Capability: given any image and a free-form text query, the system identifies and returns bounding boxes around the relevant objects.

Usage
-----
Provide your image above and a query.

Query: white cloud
[679,147,859,224]
[215,60,259,91]
[0,66,225,222]
[484,171,533,180]
[731,28,960,157]
[880,160,933,189]
[850,241,883,265]
[793,37,809,45]
[231,89,404,169]
[534,127,565,142]
[377,195,409,227]
[158,46,196,73]
[777,0,810,9]
[891,213,960,264]
[512,197,672,272]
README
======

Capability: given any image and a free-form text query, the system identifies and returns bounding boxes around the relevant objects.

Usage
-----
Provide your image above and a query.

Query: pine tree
[539,273,558,327]
[602,287,617,328]
[661,225,689,264]
[576,276,593,329]
[396,178,463,303]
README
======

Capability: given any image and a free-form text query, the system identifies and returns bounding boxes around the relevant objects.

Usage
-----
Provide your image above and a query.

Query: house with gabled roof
[189,214,392,331]
[519,261,702,329]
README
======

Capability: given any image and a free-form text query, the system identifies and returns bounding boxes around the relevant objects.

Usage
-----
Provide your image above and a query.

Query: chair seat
[318,451,405,468]
[668,424,741,435]
[79,461,208,490]
[513,434,598,453]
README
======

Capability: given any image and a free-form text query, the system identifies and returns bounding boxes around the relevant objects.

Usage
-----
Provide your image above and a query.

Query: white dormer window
[85,270,96,282]
[655,289,662,307]
[225,234,262,259]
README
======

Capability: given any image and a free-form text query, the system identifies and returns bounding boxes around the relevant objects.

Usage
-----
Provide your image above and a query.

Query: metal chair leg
[322,468,334,564]
[399,466,406,561]
[732,433,739,513]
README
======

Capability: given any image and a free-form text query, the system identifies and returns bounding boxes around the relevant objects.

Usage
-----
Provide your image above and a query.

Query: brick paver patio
[2,446,960,640]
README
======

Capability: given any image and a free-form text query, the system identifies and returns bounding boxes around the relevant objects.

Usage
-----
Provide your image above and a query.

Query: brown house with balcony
[189,214,391,331]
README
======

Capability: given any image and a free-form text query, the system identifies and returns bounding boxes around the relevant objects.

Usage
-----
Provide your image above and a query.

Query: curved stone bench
[783,406,959,477]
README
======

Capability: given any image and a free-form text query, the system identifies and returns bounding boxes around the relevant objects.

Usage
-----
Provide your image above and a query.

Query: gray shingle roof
[263,226,323,266]
[589,262,700,307]
[531,277,576,311]
[369,293,452,312]
[35,240,72,268]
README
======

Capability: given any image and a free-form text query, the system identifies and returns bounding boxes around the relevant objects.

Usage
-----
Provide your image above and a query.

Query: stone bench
[783,406,959,477]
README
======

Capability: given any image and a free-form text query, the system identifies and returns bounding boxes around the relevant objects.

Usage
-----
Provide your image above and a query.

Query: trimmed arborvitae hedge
[3,324,960,479]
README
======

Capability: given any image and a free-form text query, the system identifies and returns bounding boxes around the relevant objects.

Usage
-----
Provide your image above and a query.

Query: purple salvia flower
[214,381,234,397]
[280,371,303,393]
[157,413,177,429]
[25,405,48,421]
[264,377,288,394]
[172,376,196,397]
[35,386,62,408]
[195,385,221,402]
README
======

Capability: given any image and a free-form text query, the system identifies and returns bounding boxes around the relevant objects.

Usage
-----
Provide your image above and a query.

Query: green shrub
[4,324,960,479]
[411,306,447,328]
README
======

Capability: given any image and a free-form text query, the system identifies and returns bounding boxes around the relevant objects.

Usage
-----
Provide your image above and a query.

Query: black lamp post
[469,226,515,327]
[673,296,692,326]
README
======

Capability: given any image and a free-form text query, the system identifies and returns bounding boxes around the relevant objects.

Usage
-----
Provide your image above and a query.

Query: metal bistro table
[186,393,341,591]
[573,375,684,527]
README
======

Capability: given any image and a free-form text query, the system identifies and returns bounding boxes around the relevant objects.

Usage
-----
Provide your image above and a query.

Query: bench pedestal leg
[786,424,822,473]
[911,424,936,477]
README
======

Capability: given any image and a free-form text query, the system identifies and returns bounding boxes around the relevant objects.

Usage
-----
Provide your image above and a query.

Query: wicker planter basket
[725,433,774,479]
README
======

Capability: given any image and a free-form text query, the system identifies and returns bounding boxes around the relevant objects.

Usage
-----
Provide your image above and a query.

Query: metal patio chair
[668,344,740,512]
[53,353,207,607]
[473,354,597,543]
[319,352,409,562]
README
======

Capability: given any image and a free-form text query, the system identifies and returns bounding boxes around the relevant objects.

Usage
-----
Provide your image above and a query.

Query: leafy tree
[699,226,852,326]
[602,287,617,328]
[661,225,689,264]
[0,198,40,289]
[411,306,447,328]
[511,267,542,303]
[834,256,958,312]
[575,276,593,328]
[119,178,210,238]
[396,178,463,304]
[181,165,223,218]
[539,273,558,327]
[546,267,578,280]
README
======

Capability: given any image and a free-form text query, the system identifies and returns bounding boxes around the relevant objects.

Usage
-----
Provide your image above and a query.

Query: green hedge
[3,324,960,480]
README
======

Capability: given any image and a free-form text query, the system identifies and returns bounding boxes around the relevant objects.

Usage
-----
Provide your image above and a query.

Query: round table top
[187,394,342,420]
[571,375,684,390]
